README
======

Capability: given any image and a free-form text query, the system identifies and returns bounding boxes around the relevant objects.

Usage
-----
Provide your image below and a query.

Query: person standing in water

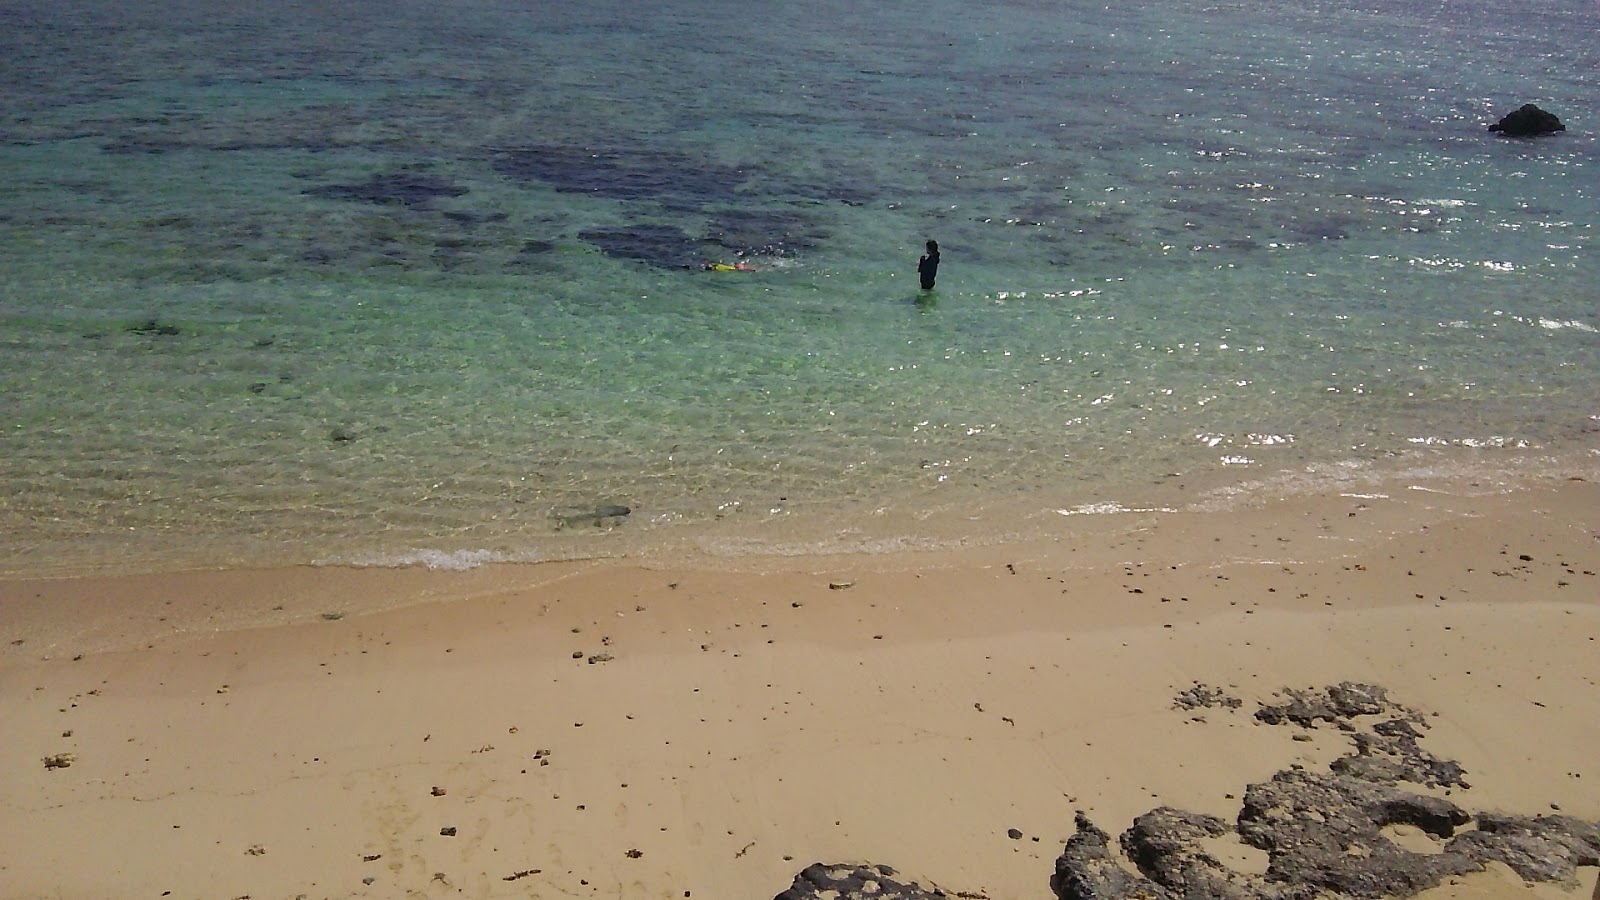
[917,239,940,290]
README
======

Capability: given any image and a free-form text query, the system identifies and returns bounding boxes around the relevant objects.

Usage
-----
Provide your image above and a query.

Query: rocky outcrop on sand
[1488,103,1565,136]
[773,862,956,899]
[782,683,1600,900]
[1056,682,1600,899]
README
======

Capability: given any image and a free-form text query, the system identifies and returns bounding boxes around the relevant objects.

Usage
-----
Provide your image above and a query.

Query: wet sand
[2,476,1598,899]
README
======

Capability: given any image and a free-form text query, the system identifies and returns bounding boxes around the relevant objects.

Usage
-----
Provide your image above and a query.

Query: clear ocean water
[2,0,1596,576]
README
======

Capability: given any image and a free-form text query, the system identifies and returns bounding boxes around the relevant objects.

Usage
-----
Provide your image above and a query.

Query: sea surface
[2,0,1596,576]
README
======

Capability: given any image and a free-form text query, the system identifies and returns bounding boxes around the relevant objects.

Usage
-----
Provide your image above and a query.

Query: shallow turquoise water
[2,0,1596,574]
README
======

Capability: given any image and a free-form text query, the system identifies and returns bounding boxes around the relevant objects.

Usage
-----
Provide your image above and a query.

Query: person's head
[926,240,939,255]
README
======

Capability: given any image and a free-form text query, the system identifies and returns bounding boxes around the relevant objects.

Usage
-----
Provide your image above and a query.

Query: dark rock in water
[127,318,181,336]
[703,208,826,257]
[305,172,469,208]
[102,136,183,155]
[301,245,337,265]
[580,225,705,268]
[506,239,562,273]
[441,210,508,228]
[492,142,858,265]
[493,144,744,204]
[1488,104,1565,136]
[773,863,950,900]
[551,505,631,529]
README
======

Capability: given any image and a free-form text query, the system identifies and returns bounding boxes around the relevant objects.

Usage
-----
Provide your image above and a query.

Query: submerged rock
[550,504,632,529]
[1488,104,1565,136]
[578,225,705,268]
[126,318,181,336]
[304,172,469,208]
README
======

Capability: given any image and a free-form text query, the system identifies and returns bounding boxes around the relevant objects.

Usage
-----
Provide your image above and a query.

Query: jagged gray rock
[1488,103,1565,136]
[1448,813,1600,885]
[1050,683,1600,900]
[1254,683,1390,727]
[1119,807,1263,899]
[777,684,1600,900]
[773,862,955,899]
[1173,682,1243,711]
[1052,812,1175,900]
[1236,769,1477,898]
[1257,683,1467,789]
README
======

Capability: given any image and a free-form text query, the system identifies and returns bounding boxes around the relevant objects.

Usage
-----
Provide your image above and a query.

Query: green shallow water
[1,0,1596,574]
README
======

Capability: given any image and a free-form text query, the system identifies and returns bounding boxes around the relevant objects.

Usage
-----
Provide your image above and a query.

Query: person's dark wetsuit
[917,240,940,290]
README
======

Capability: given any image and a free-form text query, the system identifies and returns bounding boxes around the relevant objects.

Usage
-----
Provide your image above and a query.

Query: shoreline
[3,476,1598,898]
[6,445,1598,585]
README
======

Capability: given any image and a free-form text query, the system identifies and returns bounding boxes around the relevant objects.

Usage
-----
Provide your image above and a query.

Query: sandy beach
[3,475,1598,899]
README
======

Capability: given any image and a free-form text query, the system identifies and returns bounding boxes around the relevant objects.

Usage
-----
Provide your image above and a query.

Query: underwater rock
[305,172,468,207]
[702,208,826,257]
[551,505,631,529]
[579,225,705,268]
[1488,104,1565,136]
[493,144,846,266]
[492,144,744,204]
[102,137,182,155]
[440,210,508,227]
[126,319,181,336]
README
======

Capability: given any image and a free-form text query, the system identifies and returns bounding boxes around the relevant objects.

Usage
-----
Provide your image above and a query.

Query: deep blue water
[2,0,1596,574]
